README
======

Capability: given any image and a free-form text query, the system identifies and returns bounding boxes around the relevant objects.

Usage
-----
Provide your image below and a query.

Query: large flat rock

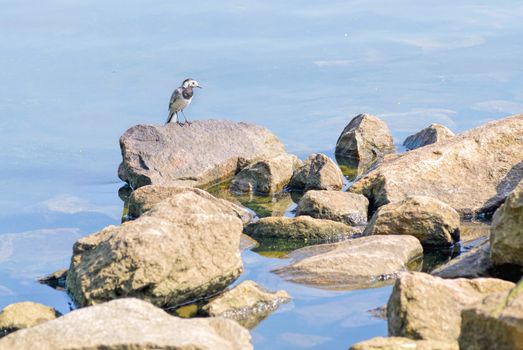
[350,115,523,216]
[0,298,252,350]
[119,120,287,189]
[66,188,243,308]
[273,235,423,290]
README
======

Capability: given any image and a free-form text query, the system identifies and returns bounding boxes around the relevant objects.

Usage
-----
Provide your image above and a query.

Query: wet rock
[273,235,423,290]
[202,280,290,329]
[240,234,258,251]
[0,298,252,350]
[0,302,59,337]
[38,268,68,290]
[119,119,287,189]
[363,196,460,246]
[459,280,523,350]
[127,185,253,224]
[288,153,344,191]
[432,241,493,279]
[66,188,243,308]
[296,190,368,226]
[403,124,455,150]
[490,179,523,267]
[244,216,358,242]
[459,221,491,243]
[335,113,395,166]
[387,272,515,341]
[350,114,523,216]
[350,336,458,350]
[230,154,302,195]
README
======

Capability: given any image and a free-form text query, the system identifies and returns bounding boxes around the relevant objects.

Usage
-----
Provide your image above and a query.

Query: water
[1,1,522,348]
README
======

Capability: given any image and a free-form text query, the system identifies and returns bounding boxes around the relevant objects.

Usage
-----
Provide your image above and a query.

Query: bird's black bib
[182,87,193,99]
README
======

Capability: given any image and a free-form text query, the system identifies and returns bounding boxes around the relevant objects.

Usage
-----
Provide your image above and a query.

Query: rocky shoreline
[0,113,522,349]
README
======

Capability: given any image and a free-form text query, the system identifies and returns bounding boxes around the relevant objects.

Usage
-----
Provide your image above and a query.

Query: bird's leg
[181,110,191,125]
[175,113,183,126]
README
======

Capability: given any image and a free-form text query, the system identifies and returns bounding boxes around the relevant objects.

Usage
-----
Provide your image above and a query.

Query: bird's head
[182,78,201,89]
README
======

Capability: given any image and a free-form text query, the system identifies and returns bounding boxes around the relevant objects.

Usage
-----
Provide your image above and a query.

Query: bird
[166,78,202,125]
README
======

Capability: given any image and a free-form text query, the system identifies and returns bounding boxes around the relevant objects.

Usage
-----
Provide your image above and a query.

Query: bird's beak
[197,86,202,89]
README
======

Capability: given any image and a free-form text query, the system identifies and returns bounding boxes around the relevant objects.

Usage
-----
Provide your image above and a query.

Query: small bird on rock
[166,78,201,125]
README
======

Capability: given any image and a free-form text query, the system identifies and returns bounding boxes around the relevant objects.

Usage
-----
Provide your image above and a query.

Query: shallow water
[1,1,522,349]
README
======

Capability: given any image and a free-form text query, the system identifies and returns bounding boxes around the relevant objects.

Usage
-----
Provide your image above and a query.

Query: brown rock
[0,302,59,337]
[351,114,523,216]
[119,119,287,189]
[403,124,455,150]
[350,336,458,350]
[288,153,344,191]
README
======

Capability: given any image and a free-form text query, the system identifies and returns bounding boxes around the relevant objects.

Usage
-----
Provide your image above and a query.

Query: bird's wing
[168,88,182,111]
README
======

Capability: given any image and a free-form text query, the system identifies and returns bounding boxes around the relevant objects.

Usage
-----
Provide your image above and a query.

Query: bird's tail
[166,111,177,124]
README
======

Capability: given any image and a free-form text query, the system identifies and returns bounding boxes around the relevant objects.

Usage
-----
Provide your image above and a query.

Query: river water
[1,1,522,349]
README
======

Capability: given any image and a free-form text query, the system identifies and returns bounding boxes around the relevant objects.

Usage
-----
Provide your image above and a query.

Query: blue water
[1,1,522,348]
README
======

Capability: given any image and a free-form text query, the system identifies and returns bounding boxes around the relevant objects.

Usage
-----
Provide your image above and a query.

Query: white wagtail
[166,78,201,125]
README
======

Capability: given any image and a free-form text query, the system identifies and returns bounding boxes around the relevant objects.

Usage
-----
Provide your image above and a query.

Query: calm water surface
[1,1,522,349]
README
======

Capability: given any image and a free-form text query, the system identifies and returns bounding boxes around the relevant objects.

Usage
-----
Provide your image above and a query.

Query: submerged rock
[363,196,460,246]
[202,280,291,329]
[459,280,523,350]
[0,302,59,337]
[350,336,458,350]
[490,179,523,267]
[351,114,523,216]
[66,188,243,308]
[38,269,68,290]
[244,216,358,242]
[273,235,423,290]
[230,154,302,195]
[288,153,344,191]
[335,113,395,165]
[432,241,492,279]
[119,119,287,189]
[296,190,368,226]
[387,272,515,342]
[403,124,455,150]
[0,298,252,350]
[127,185,253,224]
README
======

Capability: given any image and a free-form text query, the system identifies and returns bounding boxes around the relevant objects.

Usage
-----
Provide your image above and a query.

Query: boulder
[335,113,395,165]
[350,114,523,216]
[350,336,458,350]
[119,119,287,189]
[363,196,460,246]
[459,280,523,350]
[273,235,423,290]
[66,188,243,308]
[387,272,515,341]
[230,154,302,195]
[0,302,59,337]
[490,179,523,267]
[432,241,493,279]
[288,153,344,191]
[296,190,368,226]
[127,185,253,224]
[244,216,358,242]
[202,280,291,329]
[403,124,455,150]
[0,298,252,350]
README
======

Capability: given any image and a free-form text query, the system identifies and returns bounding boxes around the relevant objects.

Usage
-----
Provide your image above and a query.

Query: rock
[0,298,252,350]
[127,185,253,224]
[202,280,291,329]
[363,196,460,246]
[335,113,395,166]
[432,241,493,278]
[459,280,523,350]
[66,188,243,308]
[240,234,258,251]
[244,216,358,242]
[490,179,523,267]
[296,190,368,226]
[403,124,455,150]
[273,235,423,290]
[38,269,68,290]
[230,154,302,195]
[288,153,344,191]
[0,302,59,337]
[350,114,523,216]
[387,272,515,341]
[119,119,287,189]
[459,221,491,243]
[350,336,458,350]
